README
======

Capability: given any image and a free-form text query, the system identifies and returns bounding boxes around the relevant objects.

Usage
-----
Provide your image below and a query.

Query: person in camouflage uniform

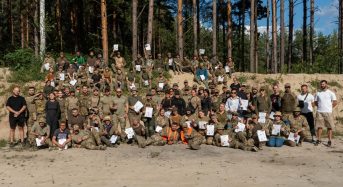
[127,87,142,125]
[140,67,151,88]
[25,87,39,145]
[130,119,152,148]
[33,92,46,120]
[173,54,183,74]
[77,65,89,86]
[287,107,309,146]
[281,83,297,120]
[160,121,180,145]
[99,116,120,147]
[110,51,126,74]
[71,124,106,150]
[65,89,79,121]
[30,118,52,148]
[194,110,210,144]
[180,123,203,150]
[205,114,221,145]
[142,92,157,137]
[266,112,292,147]
[189,89,202,114]
[113,88,128,138]
[77,85,91,117]
[89,87,101,113]
[56,90,67,122]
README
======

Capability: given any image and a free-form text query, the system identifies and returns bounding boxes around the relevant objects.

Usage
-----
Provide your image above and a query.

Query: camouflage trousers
[188,136,203,150]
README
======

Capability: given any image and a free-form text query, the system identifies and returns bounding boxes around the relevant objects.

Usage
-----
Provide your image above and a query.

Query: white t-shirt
[225,97,240,112]
[297,93,314,113]
[314,89,337,113]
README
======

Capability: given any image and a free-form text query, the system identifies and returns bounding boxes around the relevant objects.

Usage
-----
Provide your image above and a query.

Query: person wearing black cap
[161,90,173,111]
[171,90,186,115]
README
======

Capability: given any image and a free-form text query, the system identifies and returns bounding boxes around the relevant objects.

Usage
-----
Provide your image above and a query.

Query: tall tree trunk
[309,0,314,65]
[303,0,307,65]
[101,0,109,65]
[266,0,270,73]
[25,0,29,48]
[240,0,246,71]
[254,0,258,73]
[196,0,200,50]
[132,0,138,60]
[193,0,198,56]
[40,0,46,58]
[212,0,217,59]
[288,0,294,73]
[7,0,14,46]
[280,0,285,72]
[227,0,232,58]
[34,0,39,57]
[177,0,184,59]
[250,0,255,72]
[339,0,343,74]
[56,0,63,50]
[146,0,154,57]
[20,0,24,48]
[272,0,277,73]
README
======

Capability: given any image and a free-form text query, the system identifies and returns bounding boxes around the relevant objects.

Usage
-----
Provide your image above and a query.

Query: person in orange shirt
[161,121,180,145]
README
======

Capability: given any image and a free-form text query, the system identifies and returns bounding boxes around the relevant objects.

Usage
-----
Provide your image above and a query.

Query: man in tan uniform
[113,88,128,137]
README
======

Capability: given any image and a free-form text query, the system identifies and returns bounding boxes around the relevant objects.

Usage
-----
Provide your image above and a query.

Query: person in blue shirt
[195,63,209,89]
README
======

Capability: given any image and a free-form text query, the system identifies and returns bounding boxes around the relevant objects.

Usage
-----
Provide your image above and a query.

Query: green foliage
[3,49,45,83]
[309,79,320,88]
[264,77,278,85]
[237,74,248,84]
[328,81,342,89]
[0,139,7,148]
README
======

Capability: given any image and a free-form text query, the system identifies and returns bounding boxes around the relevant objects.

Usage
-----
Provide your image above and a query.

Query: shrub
[3,49,46,83]
[328,81,342,89]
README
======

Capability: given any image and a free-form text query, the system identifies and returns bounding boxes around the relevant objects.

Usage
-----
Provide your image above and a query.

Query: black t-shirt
[53,129,70,140]
[6,95,27,118]
[91,74,102,83]
[270,94,281,112]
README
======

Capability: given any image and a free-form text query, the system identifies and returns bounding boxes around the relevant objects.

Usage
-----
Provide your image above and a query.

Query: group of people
[5,50,337,151]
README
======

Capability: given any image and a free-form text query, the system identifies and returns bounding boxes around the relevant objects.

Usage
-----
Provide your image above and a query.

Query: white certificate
[155,126,163,133]
[240,99,249,111]
[50,81,55,87]
[258,112,267,123]
[206,124,215,136]
[144,107,153,118]
[145,44,151,51]
[198,121,207,130]
[158,83,164,89]
[168,59,173,66]
[44,63,50,70]
[59,73,65,81]
[133,101,144,113]
[92,127,99,132]
[144,80,149,86]
[110,135,118,143]
[125,127,134,139]
[220,135,230,147]
[129,83,136,90]
[35,137,44,147]
[113,44,119,51]
[199,75,205,81]
[69,79,77,86]
[288,132,300,143]
[234,122,245,133]
[272,124,282,135]
[164,111,171,118]
[88,66,94,73]
[269,112,275,120]
[135,65,141,71]
[257,130,268,142]
[199,49,205,55]
[185,121,191,128]
[218,76,224,82]
[58,139,68,150]
[225,66,230,73]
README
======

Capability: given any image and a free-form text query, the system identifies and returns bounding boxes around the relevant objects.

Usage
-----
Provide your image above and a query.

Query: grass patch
[0,139,7,148]
[237,74,248,84]
[264,77,278,85]
[309,79,320,88]
[328,81,342,89]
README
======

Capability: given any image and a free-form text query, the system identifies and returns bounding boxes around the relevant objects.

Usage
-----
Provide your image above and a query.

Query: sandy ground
[1,139,343,187]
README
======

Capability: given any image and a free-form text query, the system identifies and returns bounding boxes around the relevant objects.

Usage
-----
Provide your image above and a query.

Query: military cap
[184,80,188,83]
[293,107,301,112]
[146,92,152,96]
[216,124,225,130]
[103,116,111,121]
[274,111,282,117]
[173,83,179,87]
[231,111,239,116]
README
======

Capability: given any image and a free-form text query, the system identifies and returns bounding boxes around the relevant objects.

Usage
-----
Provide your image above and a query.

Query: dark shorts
[9,117,25,129]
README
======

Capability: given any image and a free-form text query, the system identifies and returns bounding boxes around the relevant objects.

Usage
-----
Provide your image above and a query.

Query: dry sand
[1,140,343,187]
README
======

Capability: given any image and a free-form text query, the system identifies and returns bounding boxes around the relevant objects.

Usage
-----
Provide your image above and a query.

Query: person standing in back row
[6,86,27,147]
[297,84,316,142]
[314,80,337,147]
